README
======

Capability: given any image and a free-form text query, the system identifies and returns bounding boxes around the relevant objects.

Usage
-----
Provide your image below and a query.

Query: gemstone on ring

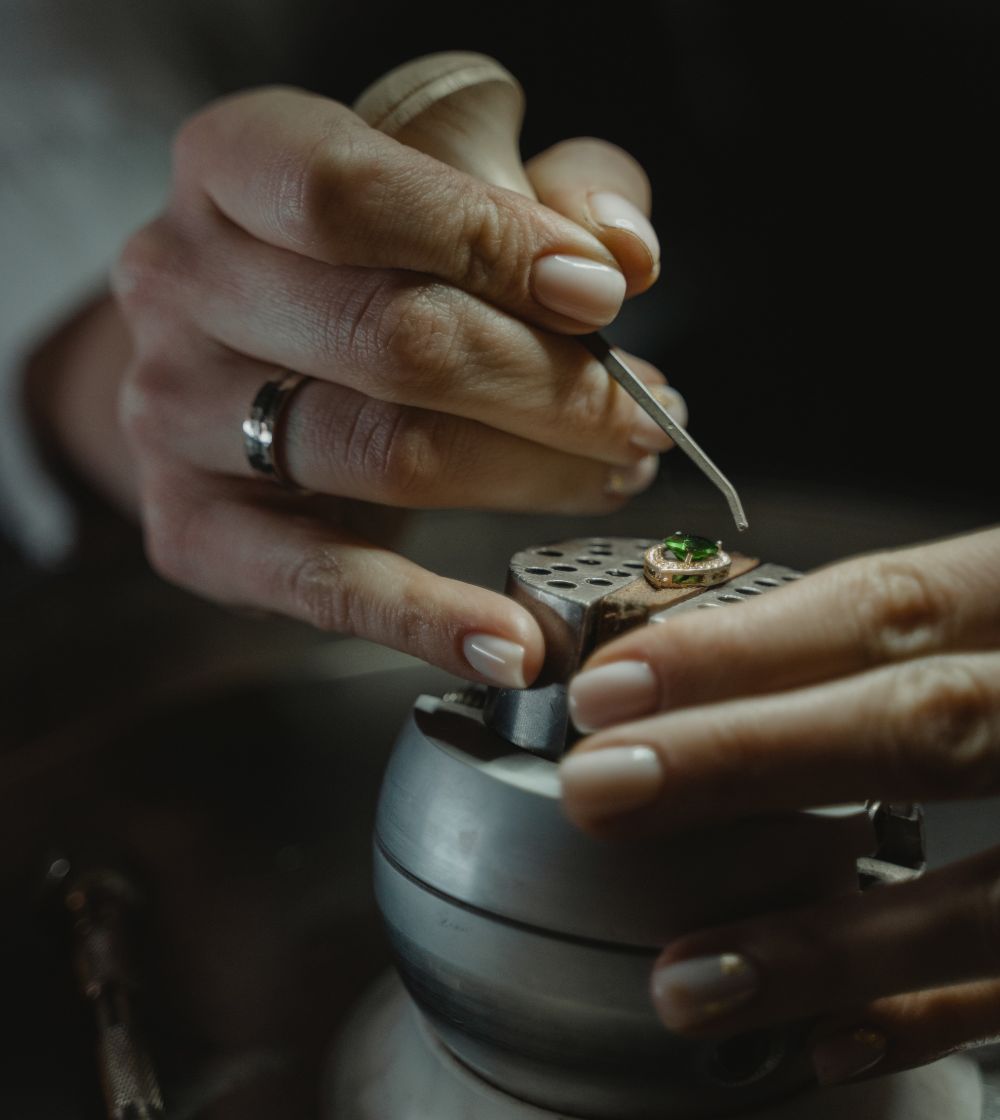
[644,531,732,589]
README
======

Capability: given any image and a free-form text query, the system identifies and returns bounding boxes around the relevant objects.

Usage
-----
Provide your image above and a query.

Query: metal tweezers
[581,334,749,532]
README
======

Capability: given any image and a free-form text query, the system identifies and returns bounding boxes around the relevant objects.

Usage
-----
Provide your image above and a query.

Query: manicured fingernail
[462,633,527,689]
[605,454,659,497]
[630,386,689,453]
[651,954,759,1031]
[588,191,660,269]
[559,745,662,815]
[812,1028,887,1086]
[532,254,626,326]
[569,660,658,731]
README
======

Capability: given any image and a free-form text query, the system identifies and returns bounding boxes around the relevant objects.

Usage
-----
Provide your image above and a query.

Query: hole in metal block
[706,1030,786,1087]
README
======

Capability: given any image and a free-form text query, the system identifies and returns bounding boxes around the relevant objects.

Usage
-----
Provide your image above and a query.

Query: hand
[558,527,1000,1085]
[109,88,681,685]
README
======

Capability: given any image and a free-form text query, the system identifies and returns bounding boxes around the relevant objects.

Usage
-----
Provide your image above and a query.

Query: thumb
[526,137,660,296]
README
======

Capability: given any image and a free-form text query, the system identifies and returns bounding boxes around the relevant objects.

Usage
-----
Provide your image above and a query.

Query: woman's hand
[558,527,1000,1084]
[107,87,680,686]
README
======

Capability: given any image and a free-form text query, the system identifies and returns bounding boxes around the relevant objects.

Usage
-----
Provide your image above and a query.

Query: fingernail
[559,745,662,815]
[462,633,527,689]
[532,254,626,326]
[630,386,689,453]
[812,1028,887,1086]
[569,660,658,732]
[651,954,759,1031]
[588,191,660,269]
[605,454,659,497]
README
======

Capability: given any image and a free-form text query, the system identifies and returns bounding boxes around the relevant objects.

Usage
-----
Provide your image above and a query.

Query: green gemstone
[663,532,720,564]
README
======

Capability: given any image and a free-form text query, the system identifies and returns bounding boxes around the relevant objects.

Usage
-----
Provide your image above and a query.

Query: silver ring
[242,371,307,486]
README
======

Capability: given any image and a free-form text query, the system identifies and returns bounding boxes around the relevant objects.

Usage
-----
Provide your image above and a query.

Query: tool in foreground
[353,51,749,532]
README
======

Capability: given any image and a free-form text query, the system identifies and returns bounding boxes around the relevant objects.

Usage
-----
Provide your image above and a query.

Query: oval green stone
[663,532,720,564]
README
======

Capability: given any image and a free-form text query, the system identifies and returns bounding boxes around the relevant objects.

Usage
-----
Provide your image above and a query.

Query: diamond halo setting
[643,531,732,589]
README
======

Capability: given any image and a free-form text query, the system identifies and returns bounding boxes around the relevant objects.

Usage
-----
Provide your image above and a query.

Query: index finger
[568,528,1000,733]
[172,87,628,331]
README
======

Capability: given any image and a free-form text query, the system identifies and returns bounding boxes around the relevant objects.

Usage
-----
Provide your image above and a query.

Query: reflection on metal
[58,863,165,1120]
[581,336,749,532]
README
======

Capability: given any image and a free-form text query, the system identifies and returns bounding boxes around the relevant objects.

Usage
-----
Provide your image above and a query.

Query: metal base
[324,972,984,1120]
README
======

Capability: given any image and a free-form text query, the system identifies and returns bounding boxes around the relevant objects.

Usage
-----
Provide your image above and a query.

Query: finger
[135,352,660,512]
[643,845,1000,1039]
[526,137,659,296]
[172,87,628,331]
[137,469,545,688]
[810,980,1000,1085]
[115,215,682,462]
[566,528,1000,732]
[559,652,1000,834]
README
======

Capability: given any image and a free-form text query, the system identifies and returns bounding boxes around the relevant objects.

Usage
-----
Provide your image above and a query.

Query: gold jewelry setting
[644,531,732,589]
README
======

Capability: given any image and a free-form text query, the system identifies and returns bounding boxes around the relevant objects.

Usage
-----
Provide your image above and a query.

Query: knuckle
[379,412,453,505]
[118,356,182,453]
[309,269,392,368]
[277,113,379,250]
[286,546,353,634]
[456,193,529,302]
[373,281,466,402]
[845,558,949,662]
[882,659,999,793]
[113,220,188,314]
[286,546,428,654]
[343,398,449,505]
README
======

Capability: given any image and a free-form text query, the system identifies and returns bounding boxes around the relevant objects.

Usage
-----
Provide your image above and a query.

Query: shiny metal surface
[483,534,647,756]
[376,852,807,1119]
[370,532,935,1117]
[379,695,875,946]
[582,322,748,532]
[373,692,884,1118]
[328,972,990,1120]
[483,536,766,758]
[649,562,804,620]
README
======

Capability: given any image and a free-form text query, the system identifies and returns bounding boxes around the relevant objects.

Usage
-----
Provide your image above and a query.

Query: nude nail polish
[559,745,663,815]
[532,254,626,326]
[463,633,527,689]
[651,954,759,1030]
[588,191,660,269]
[568,660,659,731]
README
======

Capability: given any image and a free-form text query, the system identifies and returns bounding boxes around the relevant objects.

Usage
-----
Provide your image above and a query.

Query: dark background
[289,0,997,507]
